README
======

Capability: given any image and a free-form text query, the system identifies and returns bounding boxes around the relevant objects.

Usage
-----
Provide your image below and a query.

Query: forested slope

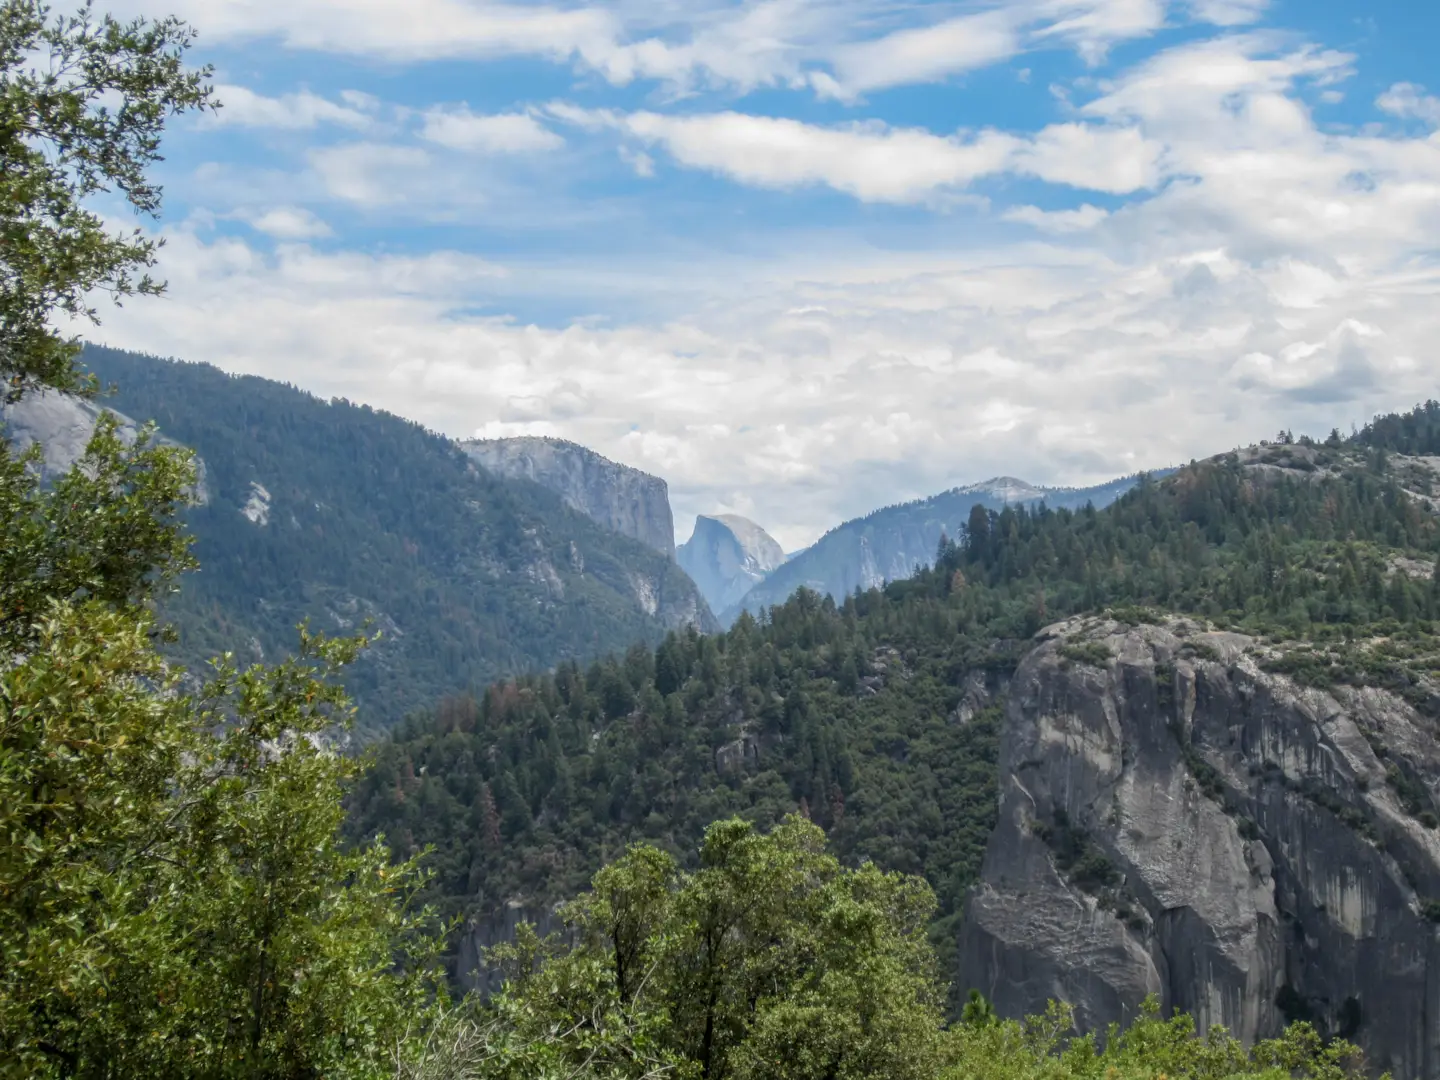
[348,409,1440,992]
[80,346,716,735]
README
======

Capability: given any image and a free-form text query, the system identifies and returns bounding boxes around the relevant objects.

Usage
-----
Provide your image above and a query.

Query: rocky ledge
[958,615,1440,1079]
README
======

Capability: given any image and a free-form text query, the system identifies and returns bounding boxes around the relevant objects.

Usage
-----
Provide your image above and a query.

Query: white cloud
[474,419,561,439]
[1187,0,1268,27]
[615,112,1021,203]
[1018,122,1163,193]
[118,0,621,64]
[1031,0,1167,64]
[1003,203,1110,231]
[619,146,656,177]
[120,0,1178,101]
[309,143,433,205]
[825,10,1021,98]
[1077,37,1440,258]
[244,206,334,240]
[84,28,1440,549]
[420,108,563,153]
[211,84,373,130]
[555,108,1159,203]
[1377,83,1440,127]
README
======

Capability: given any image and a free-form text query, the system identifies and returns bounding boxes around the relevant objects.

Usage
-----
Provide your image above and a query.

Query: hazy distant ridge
[726,472,1163,623]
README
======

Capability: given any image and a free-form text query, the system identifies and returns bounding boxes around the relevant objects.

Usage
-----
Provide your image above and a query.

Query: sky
[87,0,1440,550]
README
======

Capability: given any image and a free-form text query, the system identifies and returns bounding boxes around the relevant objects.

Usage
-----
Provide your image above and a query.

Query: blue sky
[96,0,1440,548]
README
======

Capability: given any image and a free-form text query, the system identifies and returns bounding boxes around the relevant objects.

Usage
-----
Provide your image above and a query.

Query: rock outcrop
[1,388,209,502]
[731,473,1155,621]
[462,437,676,559]
[958,615,1440,1079]
[678,514,785,618]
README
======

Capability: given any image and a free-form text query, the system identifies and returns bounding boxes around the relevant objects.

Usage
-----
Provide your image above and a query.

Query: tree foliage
[397,825,1377,1080]
[1,600,445,1077]
[0,0,213,399]
[478,817,949,1080]
[351,435,1440,1005]
[0,6,447,1075]
[1353,400,1440,457]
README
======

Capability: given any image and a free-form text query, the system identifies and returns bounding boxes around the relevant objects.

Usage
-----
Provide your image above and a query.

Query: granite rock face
[678,514,785,618]
[958,616,1440,1079]
[732,474,1153,621]
[0,389,209,503]
[462,437,676,559]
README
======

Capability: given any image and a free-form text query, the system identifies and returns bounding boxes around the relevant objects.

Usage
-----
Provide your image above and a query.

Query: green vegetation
[1353,400,1440,457]
[401,820,1372,1080]
[351,432,1440,995]
[81,344,714,736]
[1,12,443,1073]
[345,604,1005,993]
[0,0,213,400]
[0,3,1433,1074]
[1032,809,1120,892]
[1059,639,1114,667]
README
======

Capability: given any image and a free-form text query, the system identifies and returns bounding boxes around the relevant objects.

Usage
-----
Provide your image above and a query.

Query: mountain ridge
[43,346,718,734]
[725,470,1162,623]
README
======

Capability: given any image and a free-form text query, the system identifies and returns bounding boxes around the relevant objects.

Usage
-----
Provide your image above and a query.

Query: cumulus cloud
[1377,83,1440,127]
[1018,122,1163,193]
[243,206,334,240]
[210,84,374,130]
[420,108,564,153]
[83,23,1440,549]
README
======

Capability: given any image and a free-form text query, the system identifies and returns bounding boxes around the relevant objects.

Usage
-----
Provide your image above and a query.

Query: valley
[7,8,1440,1074]
[8,345,1440,1071]
[345,401,1440,1071]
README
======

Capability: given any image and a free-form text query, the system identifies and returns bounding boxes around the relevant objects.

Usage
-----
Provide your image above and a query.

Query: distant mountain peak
[678,514,785,616]
[725,471,1154,624]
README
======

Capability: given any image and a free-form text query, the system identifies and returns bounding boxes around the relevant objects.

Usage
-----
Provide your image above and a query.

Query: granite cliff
[959,614,1440,1078]
[462,437,676,560]
[677,514,785,617]
[0,388,210,501]
[729,473,1153,623]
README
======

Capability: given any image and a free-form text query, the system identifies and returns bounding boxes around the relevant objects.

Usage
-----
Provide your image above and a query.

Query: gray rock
[958,616,1440,1078]
[461,436,676,559]
[455,901,565,995]
[0,389,209,503]
[678,514,785,618]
